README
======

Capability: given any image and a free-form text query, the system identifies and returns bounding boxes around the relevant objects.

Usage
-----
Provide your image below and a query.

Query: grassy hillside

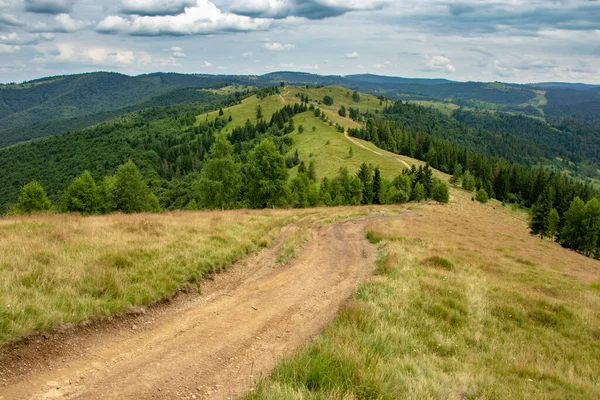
[196,85,415,180]
[0,72,243,148]
[253,190,600,398]
[0,209,298,343]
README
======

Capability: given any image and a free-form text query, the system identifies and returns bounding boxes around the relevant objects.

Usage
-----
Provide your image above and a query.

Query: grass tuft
[422,255,455,271]
[365,231,382,245]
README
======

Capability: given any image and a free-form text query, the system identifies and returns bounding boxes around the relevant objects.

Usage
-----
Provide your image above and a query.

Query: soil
[0,217,384,400]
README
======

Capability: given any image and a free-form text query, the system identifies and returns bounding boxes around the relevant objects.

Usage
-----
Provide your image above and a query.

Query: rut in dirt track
[0,217,385,400]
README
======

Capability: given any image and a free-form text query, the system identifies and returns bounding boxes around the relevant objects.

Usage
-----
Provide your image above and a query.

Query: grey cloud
[385,1,600,37]
[571,61,598,74]
[25,0,77,15]
[468,46,493,58]
[449,3,475,16]
[230,0,391,20]
[0,13,25,27]
[121,0,197,17]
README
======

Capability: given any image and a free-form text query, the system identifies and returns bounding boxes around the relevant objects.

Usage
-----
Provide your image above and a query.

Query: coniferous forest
[2,83,600,258]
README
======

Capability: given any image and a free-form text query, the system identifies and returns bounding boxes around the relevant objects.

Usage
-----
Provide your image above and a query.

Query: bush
[431,179,450,204]
[476,188,489,203]
[323,95,334,106]
[14,181,51,214]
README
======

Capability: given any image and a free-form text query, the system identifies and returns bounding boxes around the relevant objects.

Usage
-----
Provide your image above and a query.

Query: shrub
[476,188,489,203]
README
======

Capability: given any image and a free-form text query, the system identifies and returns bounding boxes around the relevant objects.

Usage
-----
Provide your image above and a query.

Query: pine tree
[560,197,585,250]
[422,164,434,198]
[412,182,425,202]
[529,185,554,238]
[546,208,560,240]
[308,159,317,182]
[256,105,263,119]
[356,163,373,205]
[580,199,600,256]
[462,171,476,191]
[450,164,463,185]
[372,168,382,204]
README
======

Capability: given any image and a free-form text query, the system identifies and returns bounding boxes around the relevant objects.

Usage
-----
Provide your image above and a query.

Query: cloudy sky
[0,0,599,84]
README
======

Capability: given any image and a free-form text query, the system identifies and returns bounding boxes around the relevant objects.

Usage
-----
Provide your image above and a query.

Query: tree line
[348,104,600,259]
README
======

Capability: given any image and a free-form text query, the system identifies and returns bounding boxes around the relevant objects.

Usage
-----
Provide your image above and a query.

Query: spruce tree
[529,185,554,238]
[356,163,373,205]
[372,168,382,204]
[308,159,317,182]
[560,197,585,250]
[546,208,560,240]
[412,182,425,202]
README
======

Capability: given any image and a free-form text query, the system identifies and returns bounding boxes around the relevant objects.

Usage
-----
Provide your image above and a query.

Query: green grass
[195,86,421,180]
[286,112,409,180]
[251,203,600,399]
[412,100,460,116]
[276,217,314,265]
[0,210,301,344]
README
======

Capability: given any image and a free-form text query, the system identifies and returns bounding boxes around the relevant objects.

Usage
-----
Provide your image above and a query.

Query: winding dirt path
[279,89,290,105]
[343,131,412,169]
[0,218,381,400]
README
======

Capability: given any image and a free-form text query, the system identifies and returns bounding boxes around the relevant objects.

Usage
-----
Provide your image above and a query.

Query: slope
[196,85,420,180]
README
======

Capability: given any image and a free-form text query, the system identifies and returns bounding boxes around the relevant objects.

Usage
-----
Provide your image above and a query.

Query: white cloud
[279,62,319,70]
[492,59,516,77]
[242,51,253,57]
[0,43,20,54]
[263,42,294,52]
[345,51,359,59]
[420,55,456,74]
[53,13,88,32]
[171,46,183,52]
[201,60,213,67]
[373,61,393,69]
[31,42,176,67]
[97,0,273,36]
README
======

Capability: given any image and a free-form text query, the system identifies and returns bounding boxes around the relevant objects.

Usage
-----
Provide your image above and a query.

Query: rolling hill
[6,71,599,151]
[0,78,599,399]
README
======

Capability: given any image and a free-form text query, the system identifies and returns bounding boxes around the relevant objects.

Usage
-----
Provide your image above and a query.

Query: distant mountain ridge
[2,71,599,149]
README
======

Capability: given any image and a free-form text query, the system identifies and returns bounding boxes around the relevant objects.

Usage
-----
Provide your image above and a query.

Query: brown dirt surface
[0,217,384,400]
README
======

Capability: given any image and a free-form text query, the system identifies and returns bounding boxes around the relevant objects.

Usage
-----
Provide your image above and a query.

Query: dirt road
[0,218,380,400]
[343,131,412,169]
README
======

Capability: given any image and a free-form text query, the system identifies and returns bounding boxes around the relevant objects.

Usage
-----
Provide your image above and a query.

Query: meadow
[252,190,600,399]
[0,210,303,343]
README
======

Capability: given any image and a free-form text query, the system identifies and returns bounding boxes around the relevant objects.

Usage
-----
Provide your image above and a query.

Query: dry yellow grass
[253,189,600,399]
[0,210,303,343]
[0,206,402,345]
